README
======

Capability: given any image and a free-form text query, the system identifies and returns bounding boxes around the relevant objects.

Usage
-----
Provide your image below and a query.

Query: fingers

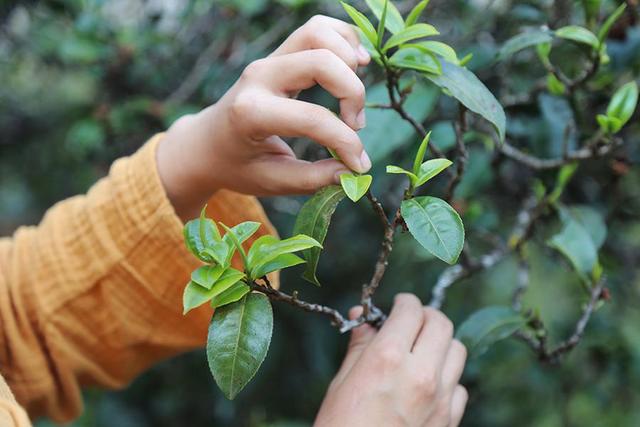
[373,294,425,352]
[232,95,368,172]
[253,157,350,195]
[335,306,377,379]
[449,385,469,427]
[412,307,455,372]
[440,340,467,392]
[244,50,366,131]
[272,15,370,67]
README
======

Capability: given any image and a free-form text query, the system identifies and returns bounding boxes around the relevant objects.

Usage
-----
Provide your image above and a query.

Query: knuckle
[415,374,438,398]
[229,92,255,123]
[312,48,338,64]
[241,59,267,80]
[377,345,403,368]
[425,308,454,336]
[307,14,327,26]
[395,293,423,312]
[299,170,322,192]
[452,339,468,361]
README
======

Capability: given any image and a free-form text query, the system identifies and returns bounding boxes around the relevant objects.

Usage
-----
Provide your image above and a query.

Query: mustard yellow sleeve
[0,134,277,425]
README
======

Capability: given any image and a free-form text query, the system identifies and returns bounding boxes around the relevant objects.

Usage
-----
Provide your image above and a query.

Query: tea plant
[182,0,638,400]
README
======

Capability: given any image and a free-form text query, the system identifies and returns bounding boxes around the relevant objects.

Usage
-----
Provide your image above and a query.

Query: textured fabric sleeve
[0,134,278,424]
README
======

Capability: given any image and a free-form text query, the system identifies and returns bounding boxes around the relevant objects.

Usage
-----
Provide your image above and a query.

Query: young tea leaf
[248,235,322,278]
[389,47,441,74]
[456,306,526,357]
[191,265,226,290]
[211,282,250,309]
[386,165,418,183]
[376,0,388,49]
[597,3,627,44]
[184,218,220,262]
[252,253,306,280]
[405,0,430,27]
[365,0,405,34]
[401,196,464,264]
[292,185,346,286]
[340,173,373,202]
[201,240,232,267]
[555,25,599,48]
[606,81,638,127]
[340,2,378,46]
[425,59,506,141]
[183,268,246,314]
[415,158,453,187]
[382,23,439,52]
[207,293,273,400]
[410,41,459,64]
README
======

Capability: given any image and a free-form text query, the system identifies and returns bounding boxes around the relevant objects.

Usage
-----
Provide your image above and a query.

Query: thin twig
[445,106,469,201]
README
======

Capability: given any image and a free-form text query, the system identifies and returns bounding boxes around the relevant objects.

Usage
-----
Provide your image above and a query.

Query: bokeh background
[2,0,640,426]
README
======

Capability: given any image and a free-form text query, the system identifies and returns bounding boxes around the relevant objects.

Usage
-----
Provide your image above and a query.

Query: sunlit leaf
[183,268,246,314]
[248,235,321,278]
[405,0,430,27]
[252,253,306,280]
[410,41,459,64]
[364,0,404,34]
[606,81,638,127]
[207,293,273,399]
[340,2,378,46]
[382,23,439,52]
[548,218,598,277]
[340,173,373,202]
[555,25,599,48]
[415,158,453,186]
[597,3,627,44]
[184,218,220,263]
[210,282,250,309]
[389,47,441,74]
[191,265,226,290]
[497,29,553,61]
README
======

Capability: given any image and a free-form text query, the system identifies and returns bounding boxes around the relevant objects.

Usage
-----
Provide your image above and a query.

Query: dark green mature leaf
[456,306,526,357]
[382,23,439,52]
[405,0,430,27]
[207,293,273,400]
[555,25,599,48]
[191,265,225,290]
[415,158,453,186]
[389,47,440,74]
[548,218,598,277]
[252,253,306,279]
[425,60,506,141]
[341,2,378,46]
[292,185,346,286]
[340,173,372,202]
[211,282,250,309]
[360,81,439,162]
[497,29,553,61]
[401,196,464,264]
[561,205,607,249]
[183,268,246,314]
[365,0,404,34]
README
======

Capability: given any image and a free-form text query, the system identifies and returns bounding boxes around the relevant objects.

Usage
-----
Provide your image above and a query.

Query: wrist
[156,108,222,221]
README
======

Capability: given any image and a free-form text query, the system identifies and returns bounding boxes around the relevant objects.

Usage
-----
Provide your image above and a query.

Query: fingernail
[357,45,370,62]
[356,109,366,130]
[360,150,372,171]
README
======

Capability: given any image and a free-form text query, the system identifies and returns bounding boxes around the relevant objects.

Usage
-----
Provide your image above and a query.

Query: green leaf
[376,0,388,49]
[456,306,526,357]
[606,81,638,127]
[191,265,226,290]
[207,293,273,400]
[410,41,459,64]
[292,186,346,286]
[252,253,306,279]
[389,47,441,74]
[183,268,246,314]
[549,162,578,202]
[597,3,627,44]
[340,2,378,46]
[184,218,220,262]
[219,223,249,268]
[339,173,373,202]
[223,221,261,245]
[401,196,465,264]
[415,158,453,186]
[555,25,599,48]
[248,235,321,278]
[405,0,430,27]
[497,30,553,61]
[425,59,506,141]
[547,73,566,95]
[382,23,439,52]
[386,165,418,182]
[201,240,232,267]
[561,205,607,249]
[413,131,432,175]
[548,218,598,277]
[364,0,404,34]
[597,114,622,133]
[211,282,251,309]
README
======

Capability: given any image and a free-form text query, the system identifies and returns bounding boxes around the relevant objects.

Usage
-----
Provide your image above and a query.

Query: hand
[315,294,468,427]
[157,15,371,220]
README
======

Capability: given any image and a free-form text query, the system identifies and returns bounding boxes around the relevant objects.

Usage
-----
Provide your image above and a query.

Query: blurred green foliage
[1,0,640,426]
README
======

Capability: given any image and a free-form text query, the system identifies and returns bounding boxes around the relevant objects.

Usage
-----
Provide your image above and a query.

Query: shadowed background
[1,0,640,426]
